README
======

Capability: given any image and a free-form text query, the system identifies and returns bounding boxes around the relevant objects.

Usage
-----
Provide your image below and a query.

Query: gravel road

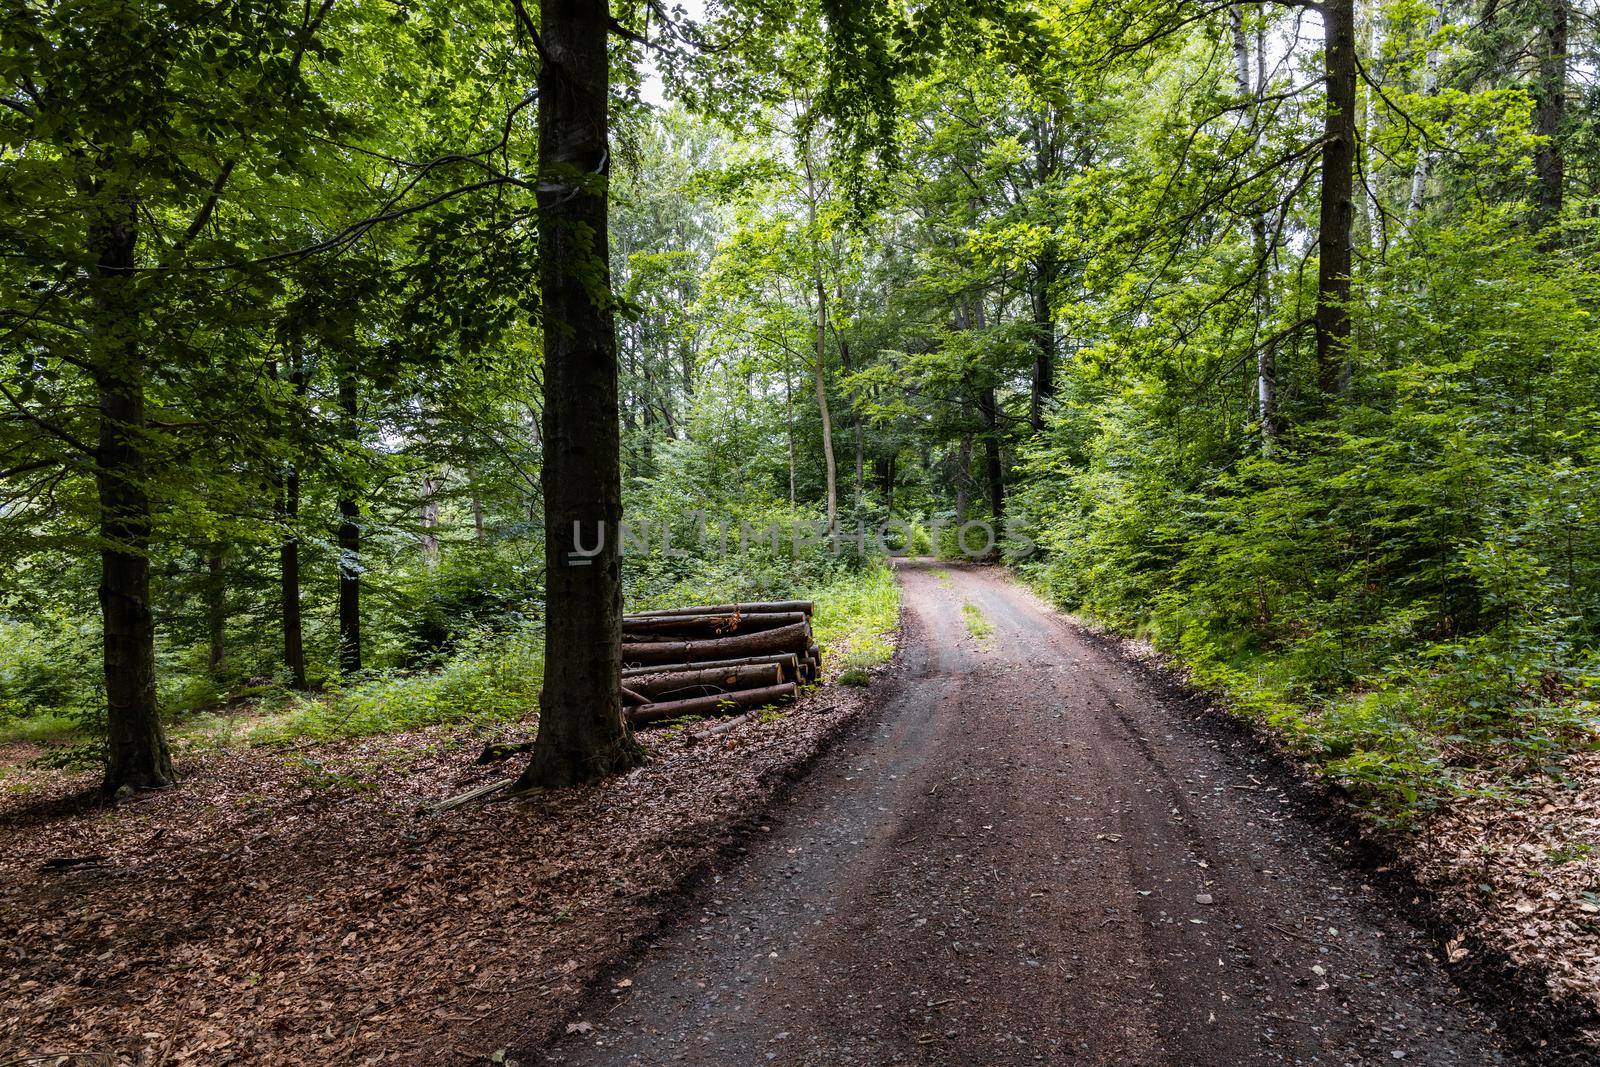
[531,560,1514,1066]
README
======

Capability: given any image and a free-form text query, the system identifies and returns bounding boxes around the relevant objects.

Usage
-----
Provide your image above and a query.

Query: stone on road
[532,560,1511,1066]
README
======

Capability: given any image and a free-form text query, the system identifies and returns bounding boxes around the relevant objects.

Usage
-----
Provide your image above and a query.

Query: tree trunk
[783,348,796,505]
[1029,255,1056,432]
[278,344,308,690]
[515,0,642,790]
[840,336,864,508]
[337,368,361,676]
[955,430,973,526]
[978,387,1004,524]
[1402,4,1445,235]
[205,546,226,675]
[1233,4,1279,449]
[813,277,838,528]
[419,473,440,568]
[1533,0,1566,226]
[1315,0,1358,398]
[90,196,173,794]
[472,489,487,540]
[802,142,838,528]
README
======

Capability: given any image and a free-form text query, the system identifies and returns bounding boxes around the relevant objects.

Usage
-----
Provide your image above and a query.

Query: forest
[3,0,1600,1061]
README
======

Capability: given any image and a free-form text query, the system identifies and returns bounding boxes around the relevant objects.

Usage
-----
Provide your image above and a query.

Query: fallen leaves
[1409,748,1600,1021]
[0,684,873,1063]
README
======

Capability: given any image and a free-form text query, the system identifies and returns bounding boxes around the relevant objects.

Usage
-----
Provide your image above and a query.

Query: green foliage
[810,562,900,667]
[251,624,544,744]
[1018,214,1600,817]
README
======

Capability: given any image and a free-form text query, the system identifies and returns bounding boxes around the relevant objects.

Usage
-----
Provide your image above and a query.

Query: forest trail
[531,561,1512,1066]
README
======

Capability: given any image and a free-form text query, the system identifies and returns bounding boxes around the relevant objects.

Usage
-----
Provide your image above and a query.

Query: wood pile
[621,600,821,725]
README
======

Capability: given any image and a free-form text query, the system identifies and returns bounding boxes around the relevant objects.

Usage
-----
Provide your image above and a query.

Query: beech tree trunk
[784,349,797,505]
[1315,0,1358,398]
[955,430,973,526]
[278,344,308,690]
[90,195,173,794]
[205,546,226,674]
[1533,0,1566,226]
[419,473,440,568]
[978,386,1004,524]
[515,0,642,790]
[337,368,361,675]
[1029,255,1056,432]
[802,141,838,528]
[813,276,838,528]
[1233,4,1278,449]
[840,336,864,508]
[1402,5,1444,233]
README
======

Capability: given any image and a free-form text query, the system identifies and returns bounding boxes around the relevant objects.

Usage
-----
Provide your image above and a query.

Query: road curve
[531,560,1512,1066]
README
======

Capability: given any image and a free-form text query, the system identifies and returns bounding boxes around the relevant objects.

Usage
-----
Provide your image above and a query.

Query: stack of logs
[621,600,821,726]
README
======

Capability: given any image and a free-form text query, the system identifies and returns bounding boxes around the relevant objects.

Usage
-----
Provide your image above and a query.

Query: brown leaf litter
[0,681,877,1065]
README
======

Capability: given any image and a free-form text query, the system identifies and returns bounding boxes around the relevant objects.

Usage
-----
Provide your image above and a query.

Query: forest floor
[0,648,889,1063]
[6,562,1599,1065]
[526,561,1598,1066]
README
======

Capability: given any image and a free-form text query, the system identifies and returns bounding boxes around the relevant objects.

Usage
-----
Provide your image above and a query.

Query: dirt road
[531,561,1514,1066]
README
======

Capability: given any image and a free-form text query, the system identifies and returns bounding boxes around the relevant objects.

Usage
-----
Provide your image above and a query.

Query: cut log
[622,621,812,667]
[424,777,512,814]
[690,711,758,739]
[621,652,801,682]
[628,600,813,619]
[628,681,797,726]
[620,684,650,706]
[622,611,807,637]
[627,663,783,698]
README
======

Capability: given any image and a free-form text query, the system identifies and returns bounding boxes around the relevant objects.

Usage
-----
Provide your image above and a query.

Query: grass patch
[810,563,901,671]
[0,709,80,748]
[962,601,994,642]
[250,627,543,746]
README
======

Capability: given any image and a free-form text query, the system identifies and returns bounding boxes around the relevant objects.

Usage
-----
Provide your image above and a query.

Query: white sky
[639,0,706,108]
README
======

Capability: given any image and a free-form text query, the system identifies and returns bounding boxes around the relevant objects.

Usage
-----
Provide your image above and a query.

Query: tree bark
[813,277,838,528]
[1233,4,1279,449]
[90,195,173,794]
[955,430,973,526]
[419,472,440,568]
[623,611,808,637]
[622,652,801,682]
[840,336,864,508]
[802,139,838,528]
[1402,4,1445,235]
[629,599,813,618]
[1315,0,1358,398]
[628,681,796,726]
[978,387,1004,524]
[515,0,642,790]
[472,492,487,541]
[337,368,361,676]
[205,546,226,675]
[783,347,796,505]
[622,621,813,667]
[627,663,784,699]
[1029,255,1056,432]
[1533,0,1566,226]
[278,344,308,690]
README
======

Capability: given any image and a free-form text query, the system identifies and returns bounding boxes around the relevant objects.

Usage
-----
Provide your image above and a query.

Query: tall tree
[1532,0,1567,224]
[514,0,644,789]
[1316,0,1359,397]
